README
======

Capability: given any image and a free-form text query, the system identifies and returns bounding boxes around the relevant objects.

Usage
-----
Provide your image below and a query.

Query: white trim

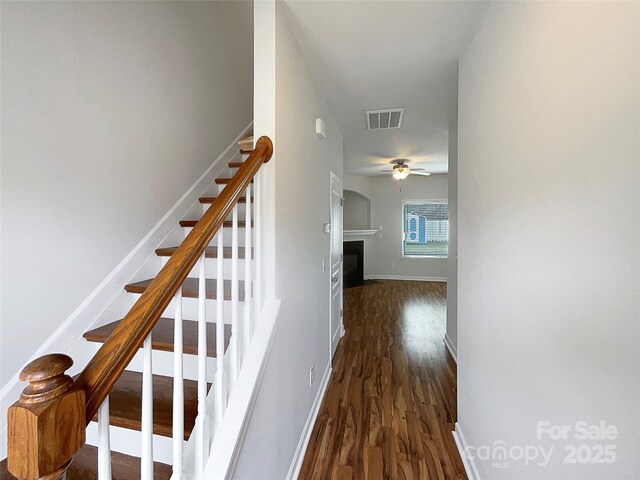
[444,334,457,363]
[0,123,253,458]
[200,299,281,480]
[286,362,332,480]
[329,171,343,360]
[365,275,447,282]
[453,422,482,480]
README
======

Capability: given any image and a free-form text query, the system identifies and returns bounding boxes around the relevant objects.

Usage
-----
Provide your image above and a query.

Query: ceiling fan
[380,159,431,180]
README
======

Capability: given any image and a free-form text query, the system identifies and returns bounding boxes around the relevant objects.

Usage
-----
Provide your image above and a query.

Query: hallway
[299,280,466,479]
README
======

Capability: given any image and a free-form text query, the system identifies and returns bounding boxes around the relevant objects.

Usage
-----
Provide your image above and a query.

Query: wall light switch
[316,118,326,139]
[324,223,331,234]
[322,259,327,272]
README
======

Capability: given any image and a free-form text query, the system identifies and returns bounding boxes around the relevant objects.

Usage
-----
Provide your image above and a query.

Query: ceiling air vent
[366,108,405,130]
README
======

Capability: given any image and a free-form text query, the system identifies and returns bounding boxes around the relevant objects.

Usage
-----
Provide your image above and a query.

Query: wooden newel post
[7,354,86,480]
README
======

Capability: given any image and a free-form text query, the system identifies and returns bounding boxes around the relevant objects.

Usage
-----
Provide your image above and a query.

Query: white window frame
[401,199,449,259]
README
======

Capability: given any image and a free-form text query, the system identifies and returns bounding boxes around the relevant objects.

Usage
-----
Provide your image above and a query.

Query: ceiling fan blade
[411,171,432,176]
[411,168,427,171]
[380,170,393,173]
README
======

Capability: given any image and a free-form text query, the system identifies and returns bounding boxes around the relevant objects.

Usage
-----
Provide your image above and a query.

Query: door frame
[329,171,343,359]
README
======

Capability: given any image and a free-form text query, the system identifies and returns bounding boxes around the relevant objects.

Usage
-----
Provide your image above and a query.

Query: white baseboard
[286,361,332,480]
[0,123,252,459]
[365,274,447,282]
[453,422,482,480]
[444,333,458,363]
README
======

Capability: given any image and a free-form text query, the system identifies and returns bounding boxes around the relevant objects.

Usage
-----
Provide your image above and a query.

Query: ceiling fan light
[393,170,409,180]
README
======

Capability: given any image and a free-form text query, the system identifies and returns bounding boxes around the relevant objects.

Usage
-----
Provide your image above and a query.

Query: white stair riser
[87,343,220,383]
[160,258,252,280]
[182,226,251,247]
[121,295,249,325]
[201,201,249,215]
[216,182,252,196]
[86,422,175,465]
[126,348,218,383]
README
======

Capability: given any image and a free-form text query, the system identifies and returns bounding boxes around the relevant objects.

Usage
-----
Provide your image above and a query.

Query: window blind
[403,202,449,257]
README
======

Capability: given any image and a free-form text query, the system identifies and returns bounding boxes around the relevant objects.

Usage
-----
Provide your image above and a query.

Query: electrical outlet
[391,263,395,269]
[309,365,315,386]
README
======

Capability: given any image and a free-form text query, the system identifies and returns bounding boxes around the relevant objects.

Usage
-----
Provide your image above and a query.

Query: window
[403,201,448,258]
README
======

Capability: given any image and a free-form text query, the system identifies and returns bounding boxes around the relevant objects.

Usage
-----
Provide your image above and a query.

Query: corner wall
[232,4,344,478]
[0,1,253,385]
[457,2,639,478]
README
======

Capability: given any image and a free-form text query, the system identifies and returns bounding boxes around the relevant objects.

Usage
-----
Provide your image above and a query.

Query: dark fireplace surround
[343,240,364,288]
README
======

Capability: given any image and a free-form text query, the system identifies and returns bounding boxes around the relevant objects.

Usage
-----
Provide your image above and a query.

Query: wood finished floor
[299,280,466,480]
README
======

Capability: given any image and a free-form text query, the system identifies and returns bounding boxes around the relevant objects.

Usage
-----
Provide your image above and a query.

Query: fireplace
[343,241,364,288]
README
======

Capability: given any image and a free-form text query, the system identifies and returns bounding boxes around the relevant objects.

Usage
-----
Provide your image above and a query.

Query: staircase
[3,135,274,479]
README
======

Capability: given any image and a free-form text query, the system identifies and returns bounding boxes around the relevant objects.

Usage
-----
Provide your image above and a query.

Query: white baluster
[230,205,239,383]
[243,184,252,353]
[98,396,111,480]
[172,287,184,479]
[254,173,262,324]
[141,333,154,480]
[215,229,226,425]
[195,253,209,472]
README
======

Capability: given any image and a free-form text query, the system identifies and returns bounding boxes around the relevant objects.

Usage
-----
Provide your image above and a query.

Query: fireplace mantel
[344,229,377,236]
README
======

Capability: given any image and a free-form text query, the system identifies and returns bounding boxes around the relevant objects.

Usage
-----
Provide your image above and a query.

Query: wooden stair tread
[199,195,253,204]
[237,136,253,148]
[156,246,251,259]
[125,278,245,301]
[0,444,172,480]
[179,219,252,228]
[84,317,231,357]
[228,161,243,168]
[88,371,206,440]
[239,149,253,155]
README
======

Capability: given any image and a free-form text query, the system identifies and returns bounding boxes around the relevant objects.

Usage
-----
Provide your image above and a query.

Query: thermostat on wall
[316,118,326,139]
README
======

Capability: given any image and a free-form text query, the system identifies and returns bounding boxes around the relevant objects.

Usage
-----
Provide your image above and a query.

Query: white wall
[232,4,343,478]
[343,173,375,200]
[446,117,458,354]
[457,2,639,479]
[0,1,253,385]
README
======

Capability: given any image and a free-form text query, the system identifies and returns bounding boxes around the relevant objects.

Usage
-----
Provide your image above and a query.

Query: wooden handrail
[7,136,272,480]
